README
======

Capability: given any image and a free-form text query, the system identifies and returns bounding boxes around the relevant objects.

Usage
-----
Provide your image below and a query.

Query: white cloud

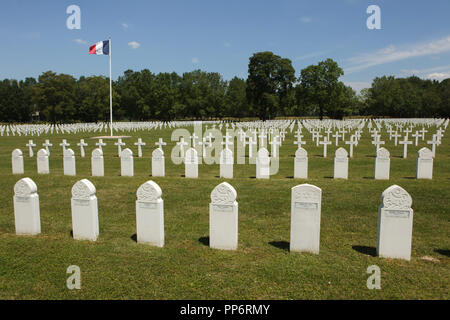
[128,41,140,49]
[345,35,450,74]
[400,65,450,81]
[427,72,450,80]
[300,16,312,23]
[121,23,129,30]
[192,57,199,64]
[73,38,87,45]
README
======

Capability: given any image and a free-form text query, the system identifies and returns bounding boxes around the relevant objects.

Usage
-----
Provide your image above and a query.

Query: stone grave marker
[256,147,270,179]
[71,179,99,241]
[136,180,164,247]
[120,148,134,176]
[294,147,308,179]
[209,182,238,250]
[334,147,348,179]
[26,140,36,157]
[91,148,104,177]
[219,148,233,179]
[12,149,24,174]
[290,183,322,254]
[63,148,76,176]
[37,149,49,174]
[13,178,41,235]
[152,148,165,177]
[374,147,390,180]
[377,185,414,261]
[184,147,198,178]
[416,147,433,179]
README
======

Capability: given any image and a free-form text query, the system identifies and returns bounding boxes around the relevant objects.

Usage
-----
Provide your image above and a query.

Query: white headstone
[219,148,234,179]
[91,148,104,177]
[209,182,238,250]
[294,147,308,179]
[12,149,24,174]
[334,147,348,179]
[256,148,270,179]
[63,148,76,176]
[37,149,49,174]
[377,185,414,261]
[374,147,390,180]
[120,148,134,177]
[290,184,321,254]
[416,147,433,179]
[13,178,41,235]
[152,148,165,177]
[136,180,164,247]
[184,148,198,178]
[71,179,99,241]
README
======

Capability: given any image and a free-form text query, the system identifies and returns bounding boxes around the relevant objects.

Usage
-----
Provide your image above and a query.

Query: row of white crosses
[24,138,168,159]
[2,118,446,137]
[2,120,229,137]
[293,125,362,158]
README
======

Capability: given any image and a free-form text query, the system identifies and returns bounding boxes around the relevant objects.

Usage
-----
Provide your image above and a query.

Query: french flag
[89,40,110,55]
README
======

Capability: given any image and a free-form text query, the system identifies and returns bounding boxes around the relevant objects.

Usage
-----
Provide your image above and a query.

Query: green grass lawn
[0,124,449,299]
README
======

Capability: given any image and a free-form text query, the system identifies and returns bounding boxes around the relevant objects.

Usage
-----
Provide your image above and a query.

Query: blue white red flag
[89,40,110,55]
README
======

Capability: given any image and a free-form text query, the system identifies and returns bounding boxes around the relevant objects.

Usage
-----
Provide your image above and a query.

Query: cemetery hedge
[0,125,449,299]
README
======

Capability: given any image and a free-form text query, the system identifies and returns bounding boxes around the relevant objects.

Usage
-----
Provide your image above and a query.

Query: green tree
[225,77,248,118]
[32,71,76,124]
[246,52,296,120]
[297,58,344,119]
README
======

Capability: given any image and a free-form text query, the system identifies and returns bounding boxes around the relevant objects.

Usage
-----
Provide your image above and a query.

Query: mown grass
[0,124,448,299]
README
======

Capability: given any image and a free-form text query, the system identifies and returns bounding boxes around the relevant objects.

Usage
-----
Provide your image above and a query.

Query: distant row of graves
[11,143,435,180]
[11,117,445,180]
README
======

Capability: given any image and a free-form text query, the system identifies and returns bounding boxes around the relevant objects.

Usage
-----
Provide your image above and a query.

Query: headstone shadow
[198,236,209,246]
[434,249,450,257]
[269,240,290,252]
[352,245,377,257]
[131,233,137,242]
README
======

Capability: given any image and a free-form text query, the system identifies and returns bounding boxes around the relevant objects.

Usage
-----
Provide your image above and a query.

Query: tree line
[0,51,448,123]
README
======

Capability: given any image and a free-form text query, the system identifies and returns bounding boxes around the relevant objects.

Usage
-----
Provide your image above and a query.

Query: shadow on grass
[324,176,333,179]
[131,234,137,242]
[363,177,374,180]
[269,241,290,252]
[249,176,256,179]
[286,176,294,179]
[180,174,185,177]
[434,249,450,257]
[352,245,377,257]
[404,176,416,179]
[199,236,209,246]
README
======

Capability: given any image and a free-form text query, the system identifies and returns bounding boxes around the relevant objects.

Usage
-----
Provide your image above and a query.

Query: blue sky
[0,0,449,92]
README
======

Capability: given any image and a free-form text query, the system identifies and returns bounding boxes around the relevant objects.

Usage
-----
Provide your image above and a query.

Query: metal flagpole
[109,37,113,136]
